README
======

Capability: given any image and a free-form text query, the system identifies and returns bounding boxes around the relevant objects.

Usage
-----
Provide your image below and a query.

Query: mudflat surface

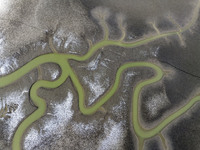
[1,0,200,150]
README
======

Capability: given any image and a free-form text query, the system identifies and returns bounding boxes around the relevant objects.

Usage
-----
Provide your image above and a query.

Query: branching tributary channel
[1,1,200,149]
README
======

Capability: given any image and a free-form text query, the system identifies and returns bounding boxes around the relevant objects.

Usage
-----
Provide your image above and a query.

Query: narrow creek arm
[68,61,163,115]
[12,59,69,150]
[0,54,64,88]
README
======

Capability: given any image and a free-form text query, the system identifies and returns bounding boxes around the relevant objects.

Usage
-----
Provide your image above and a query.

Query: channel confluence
[0,1,199,150]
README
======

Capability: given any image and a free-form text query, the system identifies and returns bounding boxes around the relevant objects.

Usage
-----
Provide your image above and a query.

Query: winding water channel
[0,1,200,149]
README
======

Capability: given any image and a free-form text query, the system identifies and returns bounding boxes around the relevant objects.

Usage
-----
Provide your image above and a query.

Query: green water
[0,1,199,149]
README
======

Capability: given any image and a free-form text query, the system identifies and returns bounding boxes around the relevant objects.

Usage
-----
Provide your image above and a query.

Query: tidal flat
[0,0,200,150]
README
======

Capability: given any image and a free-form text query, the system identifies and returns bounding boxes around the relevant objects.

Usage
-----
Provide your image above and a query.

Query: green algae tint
[0,1,199,149]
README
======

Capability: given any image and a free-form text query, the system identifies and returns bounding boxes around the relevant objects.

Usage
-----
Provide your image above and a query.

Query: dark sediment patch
[145,139,161,150]
[125,19,151,41]
[140,66,200,125]
[167,111,200,150]
[124,126,136,150]
[157,21,200,107]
